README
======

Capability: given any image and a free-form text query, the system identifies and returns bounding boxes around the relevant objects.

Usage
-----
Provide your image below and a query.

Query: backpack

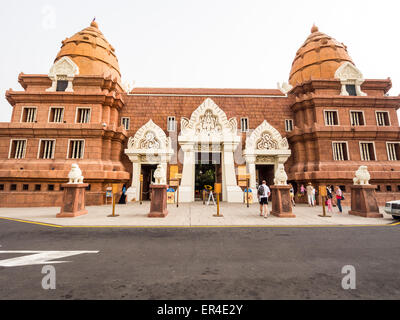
[258,185,265,197]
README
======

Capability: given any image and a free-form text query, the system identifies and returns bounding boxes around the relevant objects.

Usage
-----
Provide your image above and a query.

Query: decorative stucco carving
[139,131,161,150]
[246,120,290,152]
[180,98,238,138]
[127,120,171,152]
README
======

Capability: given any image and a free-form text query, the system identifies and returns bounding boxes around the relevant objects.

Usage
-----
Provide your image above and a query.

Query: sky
[0,0,399,122]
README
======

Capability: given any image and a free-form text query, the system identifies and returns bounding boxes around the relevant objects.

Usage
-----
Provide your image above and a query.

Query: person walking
[335,186,343,213]
[258,180,271,218]
[306,183,314,207]
[118,184,127,204]
[289,184,296,207]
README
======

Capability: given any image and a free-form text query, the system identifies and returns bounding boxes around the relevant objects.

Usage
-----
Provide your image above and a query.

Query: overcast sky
[0,0,399,122]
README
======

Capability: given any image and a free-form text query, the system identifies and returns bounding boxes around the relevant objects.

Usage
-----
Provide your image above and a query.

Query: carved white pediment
[335,62,367,96]
[335,62,363,82]
[126,120,173,153]
[180,98,238,139]
[246,120,289,152]
[49,57,79,79]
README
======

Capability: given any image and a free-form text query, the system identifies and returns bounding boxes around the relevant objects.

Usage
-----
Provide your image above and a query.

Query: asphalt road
[0,219,399,300]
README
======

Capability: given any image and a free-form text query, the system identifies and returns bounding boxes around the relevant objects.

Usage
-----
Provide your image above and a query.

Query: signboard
[238,180,248,187]
[238,165,247,177]
[112,184,119,194]
[106,191,112,198]
[245,189,253,204]
[214,183,222,194]
[319,186,327,197]
[167,188,176,204]
[170,180,180,187]
[175,173,183,180]
[170,165,179,180]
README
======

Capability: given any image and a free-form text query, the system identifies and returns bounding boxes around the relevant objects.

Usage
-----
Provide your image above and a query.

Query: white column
[223,142,243,203]
[180,143,195,203]
[246,155,257,199]
[127,159,141,202]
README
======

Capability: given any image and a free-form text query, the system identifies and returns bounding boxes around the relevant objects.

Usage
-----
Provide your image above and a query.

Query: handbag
[341,196,345,201]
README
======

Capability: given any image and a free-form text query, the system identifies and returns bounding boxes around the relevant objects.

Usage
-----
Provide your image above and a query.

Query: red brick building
[1,21,400,207]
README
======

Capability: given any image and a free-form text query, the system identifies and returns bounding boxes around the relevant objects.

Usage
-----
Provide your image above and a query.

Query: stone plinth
[349,185,383,218]
[271,185,296,218]
[149,185,169,218]
[57,184,88,218]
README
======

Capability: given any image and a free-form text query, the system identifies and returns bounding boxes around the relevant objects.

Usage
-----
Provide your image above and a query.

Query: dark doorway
[141,164,157,201]
[256,165,275,188]
[195,153,221,200]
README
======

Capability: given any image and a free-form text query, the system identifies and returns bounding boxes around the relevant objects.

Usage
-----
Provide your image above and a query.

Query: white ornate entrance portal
[125,120,174,201]
[179,98,243,203]
[244,120,292,198]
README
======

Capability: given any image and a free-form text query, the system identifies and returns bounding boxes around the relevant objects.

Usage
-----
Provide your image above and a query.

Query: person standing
[289,183,296,207]
[118,184,127,204]
[335,186,343,213]
[306,183,314,207]
[258,180,271,218]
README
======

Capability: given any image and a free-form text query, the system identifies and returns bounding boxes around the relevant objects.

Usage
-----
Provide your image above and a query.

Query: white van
[384,201,400,220]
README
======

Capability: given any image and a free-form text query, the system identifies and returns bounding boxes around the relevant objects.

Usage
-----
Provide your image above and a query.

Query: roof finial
[91,17,98,28]
[311,24,319,33]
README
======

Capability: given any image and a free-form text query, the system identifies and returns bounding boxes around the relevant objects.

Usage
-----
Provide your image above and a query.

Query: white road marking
[0,251,99,267]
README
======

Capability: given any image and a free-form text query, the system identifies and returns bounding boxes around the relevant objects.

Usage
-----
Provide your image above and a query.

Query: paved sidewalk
[0,202,395,227]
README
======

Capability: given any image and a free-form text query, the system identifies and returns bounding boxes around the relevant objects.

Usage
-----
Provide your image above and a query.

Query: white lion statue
[274,164,288,186]
[353,166,371,185]
[153,164,166,185]
[68,164,84,184]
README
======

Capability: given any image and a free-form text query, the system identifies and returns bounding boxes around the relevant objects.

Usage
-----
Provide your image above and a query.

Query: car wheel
[392,215,400,220]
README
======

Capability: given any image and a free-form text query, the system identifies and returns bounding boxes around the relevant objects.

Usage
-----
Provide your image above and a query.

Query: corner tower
[286,25,400,205]
[0,20,129,207]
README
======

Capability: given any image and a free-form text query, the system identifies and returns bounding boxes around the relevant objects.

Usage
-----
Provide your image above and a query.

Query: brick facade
[0,22,400,207]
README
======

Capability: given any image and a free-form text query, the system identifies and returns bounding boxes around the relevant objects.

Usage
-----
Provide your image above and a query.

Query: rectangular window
[386,185,392,192]
[10,184,17,191]
[68,140,85,159]
[376,111,390,126]
[35,184,42,191]
[21,107,37,123]
[9,140,27,159]
[0,184,4,191]
[240,118,249,133]
[346,84,357,96]
[332,142,349,161]
[76,108,91,124]
[38,140,56,160]
[49,107,64,123]
[360,142,376,161]
[324,111,339,126]
[387,143,400,161]
[48,185,55,191]
[56,80,69,92]
[122,117,130,130]
[285,119,294,132]
[350,111,365,126]
[23,184,29,191]
[167,117,176,132]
